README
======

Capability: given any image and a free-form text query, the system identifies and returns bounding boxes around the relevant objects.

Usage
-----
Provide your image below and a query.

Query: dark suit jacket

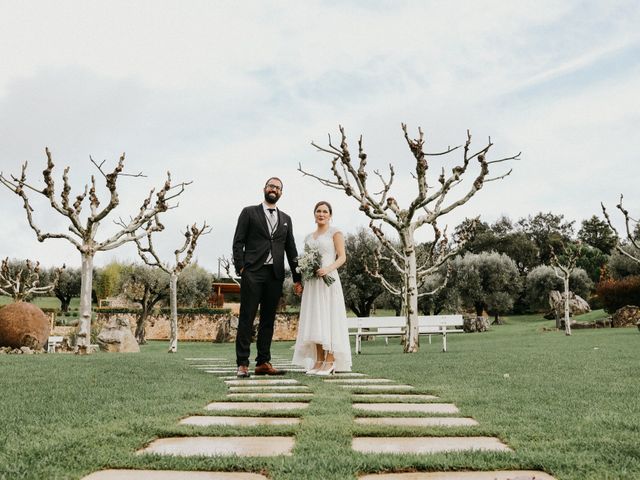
[232,204,301,282]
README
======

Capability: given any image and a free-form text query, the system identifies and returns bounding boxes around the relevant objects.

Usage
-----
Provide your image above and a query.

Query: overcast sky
[0,0,639,271]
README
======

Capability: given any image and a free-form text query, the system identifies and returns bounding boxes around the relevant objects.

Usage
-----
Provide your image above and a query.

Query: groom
[232,177,302,377]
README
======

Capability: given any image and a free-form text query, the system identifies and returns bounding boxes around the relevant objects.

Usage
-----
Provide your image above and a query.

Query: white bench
[47,336,64,353]
[347,315,464,354]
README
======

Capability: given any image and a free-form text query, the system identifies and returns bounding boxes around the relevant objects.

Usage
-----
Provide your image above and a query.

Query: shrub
[596,275,640,313]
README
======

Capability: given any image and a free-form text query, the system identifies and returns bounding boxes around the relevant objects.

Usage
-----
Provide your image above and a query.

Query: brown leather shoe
[236,365,250,378]
[254,362,286,376]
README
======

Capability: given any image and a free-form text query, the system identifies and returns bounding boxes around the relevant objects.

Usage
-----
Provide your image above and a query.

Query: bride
[292,201,352,375]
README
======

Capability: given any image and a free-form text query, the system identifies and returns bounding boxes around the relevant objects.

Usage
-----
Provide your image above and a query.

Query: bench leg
[442,330,447,352]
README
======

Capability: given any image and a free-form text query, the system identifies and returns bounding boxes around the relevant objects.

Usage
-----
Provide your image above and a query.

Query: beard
[264,191,280,204]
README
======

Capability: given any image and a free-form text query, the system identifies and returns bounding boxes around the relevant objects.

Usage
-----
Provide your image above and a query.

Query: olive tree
[525,265,592,312]
[449,252,521,324]
[120,264,170,344]
[342,228,385,317]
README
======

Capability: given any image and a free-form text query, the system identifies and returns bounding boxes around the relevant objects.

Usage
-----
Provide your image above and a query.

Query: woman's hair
[314,201,332,215]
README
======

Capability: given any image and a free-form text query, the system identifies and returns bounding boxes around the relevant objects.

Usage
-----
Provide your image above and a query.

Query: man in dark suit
[232,177,302,377]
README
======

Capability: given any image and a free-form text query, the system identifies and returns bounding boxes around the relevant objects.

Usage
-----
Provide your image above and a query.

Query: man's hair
[264,177,283,189]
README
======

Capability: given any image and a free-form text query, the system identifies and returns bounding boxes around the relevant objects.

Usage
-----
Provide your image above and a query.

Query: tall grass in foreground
[0,314,638,480]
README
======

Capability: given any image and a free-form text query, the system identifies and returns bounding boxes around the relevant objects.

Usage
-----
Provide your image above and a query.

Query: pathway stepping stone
[227,393,313,399]
[228,385,310,391]
[342,385,415,391]
[184,357,227,361]
[325,378,393,384]
[355,417,478,427]
[352,436,511,454]
[357,471,556,479]
[206,402,309,411]
[139,436,295,457]
[180,416,300,426]
[225,379,300,386]
[353,403,459,414]
[333,372,367,377]
[82,470,268,479]
[353,394,438,401]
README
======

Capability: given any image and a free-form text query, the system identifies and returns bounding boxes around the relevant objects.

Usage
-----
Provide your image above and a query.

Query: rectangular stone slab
[229,386,310,391]
[82,470,268,480]
[355,417,479,427]
[357,471,556,479]
[227,393,313,398]
[325,378,393,384]
[352,436,511,454]
[184,358,227,361]
[180,416,300,426]
[342,385,415,391]
[206,402,309,411]
[333,372,367,377]
[353,403,459,414]
[139,436,295,457]
[353,394,438,401]
[225,379,299,386]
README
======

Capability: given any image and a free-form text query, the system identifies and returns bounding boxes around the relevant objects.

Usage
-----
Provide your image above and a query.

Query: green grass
[0,296,81,310]
[0,314,638,479]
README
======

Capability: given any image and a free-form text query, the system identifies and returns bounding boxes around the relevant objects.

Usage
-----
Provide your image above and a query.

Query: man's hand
[294,282,303,296]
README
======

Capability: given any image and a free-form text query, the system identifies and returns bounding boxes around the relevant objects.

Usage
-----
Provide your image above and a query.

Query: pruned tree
[550,243,583,336]
[0,258,63,302]
[300,124,519,352]
[0,149,188,353]
[602,195,640,265]
[134,221,210,352]
[218,255,240,286]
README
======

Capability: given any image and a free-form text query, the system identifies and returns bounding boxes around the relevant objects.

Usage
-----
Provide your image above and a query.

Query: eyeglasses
[266,184,282,191]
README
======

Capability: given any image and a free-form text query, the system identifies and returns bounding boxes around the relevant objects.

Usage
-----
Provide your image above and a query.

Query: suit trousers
[236,265,283,366]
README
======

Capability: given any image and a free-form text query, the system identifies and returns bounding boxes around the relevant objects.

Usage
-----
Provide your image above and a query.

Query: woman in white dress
[292,201,352,375]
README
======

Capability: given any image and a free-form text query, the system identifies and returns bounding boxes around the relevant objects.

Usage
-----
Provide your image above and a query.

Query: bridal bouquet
[296,245,335,286]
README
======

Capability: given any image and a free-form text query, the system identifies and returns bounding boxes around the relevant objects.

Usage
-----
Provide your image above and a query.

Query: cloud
[0,1,639,268]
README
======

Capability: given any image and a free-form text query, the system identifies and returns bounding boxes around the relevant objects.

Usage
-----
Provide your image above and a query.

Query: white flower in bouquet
[295,245,334,286]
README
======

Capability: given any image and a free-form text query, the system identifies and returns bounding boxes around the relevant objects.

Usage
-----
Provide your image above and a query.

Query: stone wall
[94,312,299,342]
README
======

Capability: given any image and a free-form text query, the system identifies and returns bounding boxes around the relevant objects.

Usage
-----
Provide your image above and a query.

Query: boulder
[611,305,640,328]
[548,290,591,318]
[0,302,50,349]
[97,317,140,353]
[463,316,490,333]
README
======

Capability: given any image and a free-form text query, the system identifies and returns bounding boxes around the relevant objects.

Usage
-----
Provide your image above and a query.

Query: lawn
[0,313,638,480]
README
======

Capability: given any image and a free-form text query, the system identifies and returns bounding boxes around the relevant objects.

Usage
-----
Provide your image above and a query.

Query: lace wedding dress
[292,226,352,372]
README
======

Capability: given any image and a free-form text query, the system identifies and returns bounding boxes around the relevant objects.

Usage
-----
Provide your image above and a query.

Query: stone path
[82,354,556,480]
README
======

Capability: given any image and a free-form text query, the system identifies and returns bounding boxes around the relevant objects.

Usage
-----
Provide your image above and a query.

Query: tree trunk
[403,232,419,353]
[77,251,94,354]
[168,273,178,353]
[135,308,149,345]
[60,296,71,313]
[563,276,571,336]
